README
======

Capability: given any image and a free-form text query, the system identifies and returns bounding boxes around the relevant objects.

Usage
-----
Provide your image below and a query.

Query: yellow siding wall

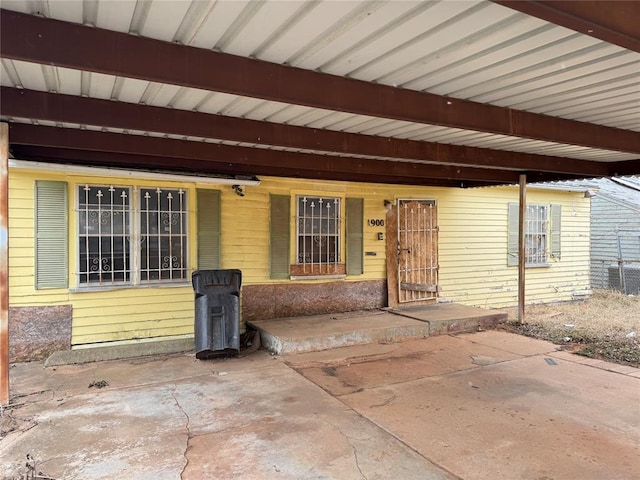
[9,167,590,347]
[436,187,590,307]
[10,169,198,347]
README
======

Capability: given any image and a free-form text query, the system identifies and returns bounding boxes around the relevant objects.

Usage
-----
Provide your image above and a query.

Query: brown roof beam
[0,87,611,177]
[8,143,595,186]
[1,10,638,155]
[493,1,640,53]
[608,159,640,177]
[10,146,476,188]
[8,123,528,184]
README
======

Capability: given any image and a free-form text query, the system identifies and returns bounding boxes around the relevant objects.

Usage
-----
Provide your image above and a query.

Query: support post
[518,174,527,324]
[1,122,9,405]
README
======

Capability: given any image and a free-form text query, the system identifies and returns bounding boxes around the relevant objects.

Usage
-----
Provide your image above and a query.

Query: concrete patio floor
[1,331,639,479]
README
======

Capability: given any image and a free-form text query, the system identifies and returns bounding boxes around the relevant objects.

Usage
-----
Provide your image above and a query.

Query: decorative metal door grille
[140,188,188,281]
[398,199,438,303]
[296,196,341,273]
[78,185,131,284]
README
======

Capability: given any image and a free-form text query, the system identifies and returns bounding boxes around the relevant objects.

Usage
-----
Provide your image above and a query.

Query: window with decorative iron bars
[525,204,549,266]
[296,196,341,271]
[78,185,188,285]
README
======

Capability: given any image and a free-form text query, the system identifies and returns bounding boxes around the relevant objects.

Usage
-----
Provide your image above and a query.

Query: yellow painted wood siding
[8,168,590,347]
[437,188,590,307]
[9,169,200,346]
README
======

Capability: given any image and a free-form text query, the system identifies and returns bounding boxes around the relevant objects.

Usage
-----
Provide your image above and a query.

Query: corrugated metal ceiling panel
[0,0,638,170]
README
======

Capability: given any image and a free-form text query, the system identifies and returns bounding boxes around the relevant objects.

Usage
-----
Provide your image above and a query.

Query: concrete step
[249,310,430,355]
[250,304,507,355]
[390,303,508,335]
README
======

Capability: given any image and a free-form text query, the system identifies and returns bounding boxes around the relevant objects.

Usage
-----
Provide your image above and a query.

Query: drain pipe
[518,174,526,324]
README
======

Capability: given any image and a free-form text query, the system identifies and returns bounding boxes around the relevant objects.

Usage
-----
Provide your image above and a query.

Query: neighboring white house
[563,177,640,294]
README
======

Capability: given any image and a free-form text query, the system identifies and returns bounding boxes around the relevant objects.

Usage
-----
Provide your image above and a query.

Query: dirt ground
[505,290,640,366]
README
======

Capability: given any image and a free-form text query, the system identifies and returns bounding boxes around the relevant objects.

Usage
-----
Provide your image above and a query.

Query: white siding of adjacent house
[590,195,640,289]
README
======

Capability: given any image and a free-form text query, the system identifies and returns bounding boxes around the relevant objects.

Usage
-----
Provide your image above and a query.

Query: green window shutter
[345,197,364,275]
[507,203,519,267]
[550,204,561,260]
[35,180,68,289]
[270,194,290,279]
[197,189,221,269]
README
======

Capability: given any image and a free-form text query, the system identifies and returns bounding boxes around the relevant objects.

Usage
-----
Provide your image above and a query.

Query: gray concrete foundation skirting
[45,338,194,366]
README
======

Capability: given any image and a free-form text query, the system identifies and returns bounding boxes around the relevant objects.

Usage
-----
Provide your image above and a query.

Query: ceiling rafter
[8,124,575,186]
[1,9,638,155]
[493,1,640,53]
[0,87,612,177]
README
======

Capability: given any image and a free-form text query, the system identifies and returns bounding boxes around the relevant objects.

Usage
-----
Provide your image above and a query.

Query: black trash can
[192,269,242,359]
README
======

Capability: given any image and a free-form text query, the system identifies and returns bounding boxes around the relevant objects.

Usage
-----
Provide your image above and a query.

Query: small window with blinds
[507,203,561,267]
[524,204,548,266]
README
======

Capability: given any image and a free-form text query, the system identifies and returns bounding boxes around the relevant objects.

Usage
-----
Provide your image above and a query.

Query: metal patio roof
[1,0,639,187]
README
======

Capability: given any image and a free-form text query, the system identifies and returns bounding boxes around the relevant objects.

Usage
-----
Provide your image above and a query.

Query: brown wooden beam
[0,87,612,177]
[10,146,477,188]
[608,159,640,177]
[8,124,529,185]
[1,10,638,155]
[493,1,640,53]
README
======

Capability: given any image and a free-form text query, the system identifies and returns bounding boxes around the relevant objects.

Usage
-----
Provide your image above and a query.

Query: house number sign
[367,219,385,227]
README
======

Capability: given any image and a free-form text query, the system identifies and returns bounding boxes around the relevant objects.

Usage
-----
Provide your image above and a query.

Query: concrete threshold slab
[45,338,194,366]
[249,310,429,355]
[390,303,507,335]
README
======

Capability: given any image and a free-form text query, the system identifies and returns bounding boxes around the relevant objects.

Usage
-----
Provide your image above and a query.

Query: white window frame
[76,184,189,288]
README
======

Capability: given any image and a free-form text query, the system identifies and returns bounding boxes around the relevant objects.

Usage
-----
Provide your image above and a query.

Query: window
[78,185,188,286]
[525,204,548,265]
[507,203,561,267]
[269,194,363,278]
[296,196,341,267]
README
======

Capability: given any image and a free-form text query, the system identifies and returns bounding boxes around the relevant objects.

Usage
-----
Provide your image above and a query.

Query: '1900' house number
[368,219,385,227]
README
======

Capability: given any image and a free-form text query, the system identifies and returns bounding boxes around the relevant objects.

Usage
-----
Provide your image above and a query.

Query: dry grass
[505,290,640,366]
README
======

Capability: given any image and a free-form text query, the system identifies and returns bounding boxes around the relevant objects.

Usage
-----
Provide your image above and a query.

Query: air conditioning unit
[608,265,640,295]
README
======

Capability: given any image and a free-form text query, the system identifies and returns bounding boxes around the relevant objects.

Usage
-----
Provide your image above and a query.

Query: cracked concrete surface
[290,332,640,480]
[2,332,639,479]
[1,351,453,480]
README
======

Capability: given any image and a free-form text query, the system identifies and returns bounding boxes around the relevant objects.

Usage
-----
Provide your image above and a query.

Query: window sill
[290,274,347,281]
[525,263,552,269]
[69,282,191,293]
